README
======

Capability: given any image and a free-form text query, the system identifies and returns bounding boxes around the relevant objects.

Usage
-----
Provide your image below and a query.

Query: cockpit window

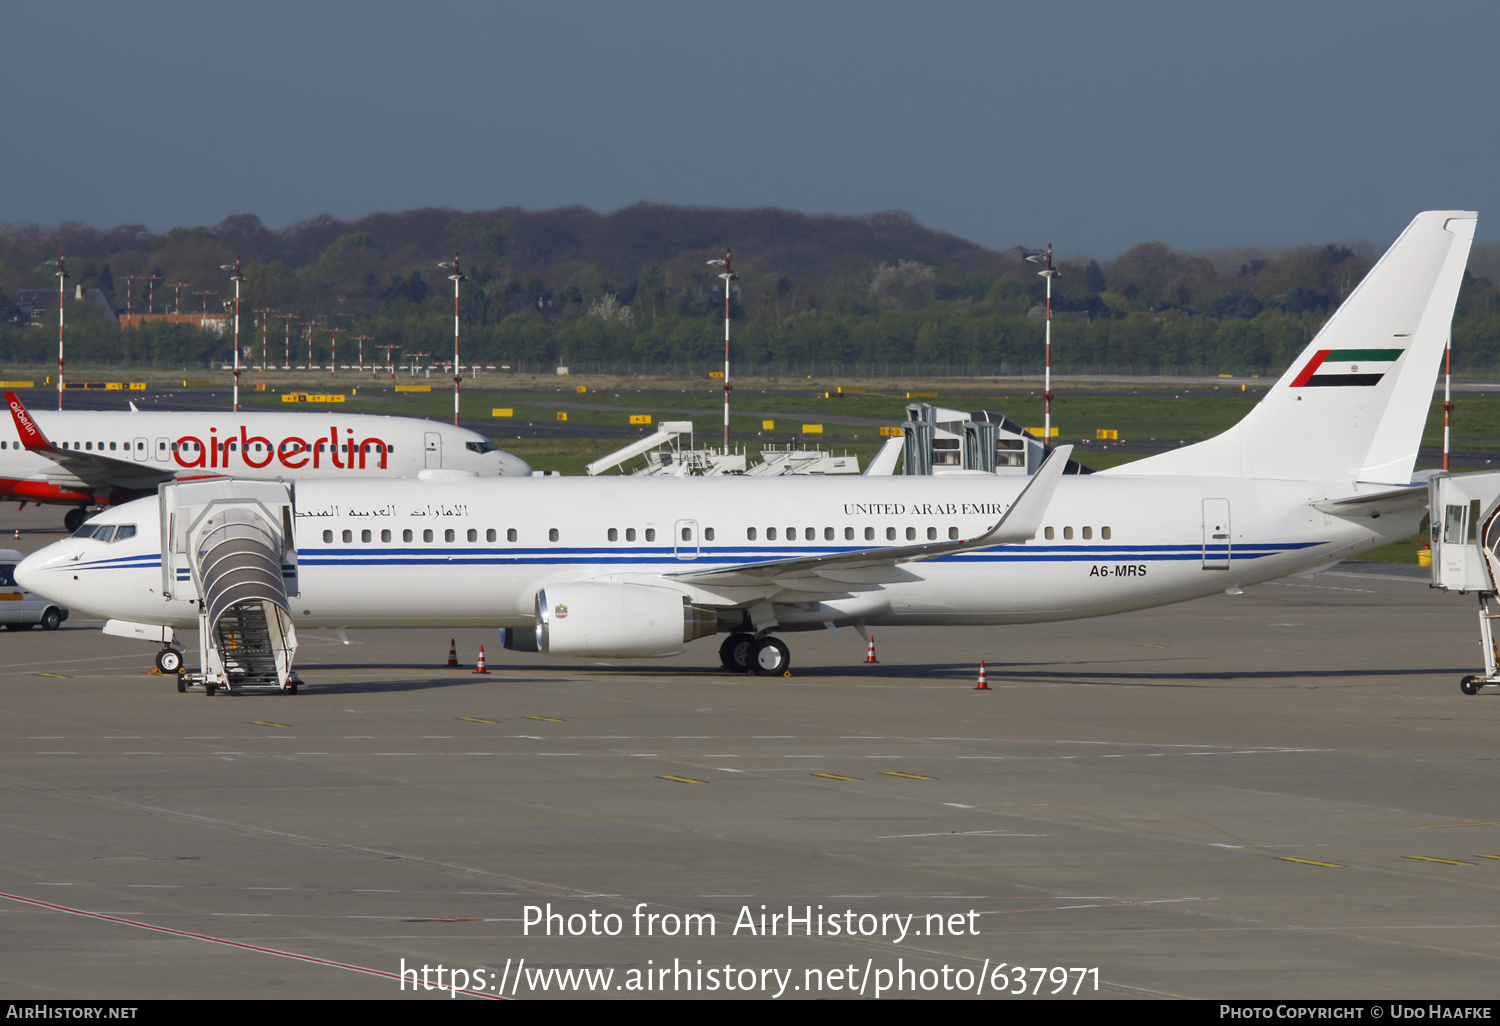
[465,440,499,454]
[71,523,135,542]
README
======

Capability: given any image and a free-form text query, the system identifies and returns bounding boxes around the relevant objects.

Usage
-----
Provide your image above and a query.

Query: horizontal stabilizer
[1313,485,1428,518]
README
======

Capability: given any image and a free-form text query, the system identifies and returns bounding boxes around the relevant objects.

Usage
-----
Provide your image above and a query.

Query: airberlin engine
[527,583,718,658]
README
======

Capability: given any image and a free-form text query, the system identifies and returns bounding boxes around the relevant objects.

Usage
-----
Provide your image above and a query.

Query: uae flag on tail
[1290,348,1404,387]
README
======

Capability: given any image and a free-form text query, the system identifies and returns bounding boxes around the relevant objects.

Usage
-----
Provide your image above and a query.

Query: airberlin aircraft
[15,212,1476,680]
[1,394,532,530]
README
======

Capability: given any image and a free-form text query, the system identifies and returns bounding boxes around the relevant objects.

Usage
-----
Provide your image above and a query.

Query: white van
[0,548,69,631]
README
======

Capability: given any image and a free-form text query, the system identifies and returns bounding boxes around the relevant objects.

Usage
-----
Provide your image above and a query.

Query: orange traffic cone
[446,638,459,668]
[11,528,18,541]
[473,646,490,674]
[975,660,989,690]
[864,634,878,663]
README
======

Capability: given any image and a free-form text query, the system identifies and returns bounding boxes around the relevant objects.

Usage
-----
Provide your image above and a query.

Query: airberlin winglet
[6,391,54,452]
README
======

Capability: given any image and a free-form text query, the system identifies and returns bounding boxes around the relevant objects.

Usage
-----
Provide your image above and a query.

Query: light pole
[145,274,162,315]
[257,308,275,371]
[281,312,298,369]
[51,254,68,410]
[378,343,400,381]
[221,258,245,412]
[353,334,372,374]
[438,253,466,426]
[305,319,324,370]
[706,249,737,448]
[327,327,345,378]
[166,282,189,315]
[1026,245,1061,444]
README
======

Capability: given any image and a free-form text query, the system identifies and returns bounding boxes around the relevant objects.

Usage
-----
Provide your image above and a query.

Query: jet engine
[534,582,717,658]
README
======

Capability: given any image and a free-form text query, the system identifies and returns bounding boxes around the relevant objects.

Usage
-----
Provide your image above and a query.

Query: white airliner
[1,394,532,530]
[14,211,1475,682]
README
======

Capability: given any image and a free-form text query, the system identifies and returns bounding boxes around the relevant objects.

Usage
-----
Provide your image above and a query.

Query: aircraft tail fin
[1107,211,1476,484]
[6,391,55,453]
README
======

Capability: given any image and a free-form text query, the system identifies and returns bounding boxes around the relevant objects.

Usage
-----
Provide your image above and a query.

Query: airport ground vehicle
[0,548,67,630]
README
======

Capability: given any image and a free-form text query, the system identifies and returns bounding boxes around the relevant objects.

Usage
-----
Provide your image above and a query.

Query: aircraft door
[133,436,148,462]
[153,437,169,463]
[1202,498,1230,570]
[424,432,441,469]
[674,519,699,560]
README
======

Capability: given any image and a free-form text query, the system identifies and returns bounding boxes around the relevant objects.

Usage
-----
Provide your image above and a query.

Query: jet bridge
[159,479,300,694]
[1428,470,1500,694]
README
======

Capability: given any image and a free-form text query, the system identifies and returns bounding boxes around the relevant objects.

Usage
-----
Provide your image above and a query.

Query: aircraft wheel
[155,649,182,674]
[205,684,218,696]
[63,508,87,533]
[719,633,755,672]
[176,675,186,694]
[1461,675,1482,696]
[40,609,61,631]
[749,637,791,676]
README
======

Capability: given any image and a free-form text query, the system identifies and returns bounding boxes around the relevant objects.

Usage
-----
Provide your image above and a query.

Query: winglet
[972,444,1072,545]
[6,391,54,452]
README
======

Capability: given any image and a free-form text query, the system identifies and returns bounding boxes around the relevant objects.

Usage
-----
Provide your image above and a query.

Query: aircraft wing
[1313,484,1428,517]
[6,391,193,492]
[669,445,1072,588]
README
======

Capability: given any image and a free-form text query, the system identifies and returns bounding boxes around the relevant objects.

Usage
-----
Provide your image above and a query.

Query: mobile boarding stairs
[135,480,300,695]
[1429,470,1500,695]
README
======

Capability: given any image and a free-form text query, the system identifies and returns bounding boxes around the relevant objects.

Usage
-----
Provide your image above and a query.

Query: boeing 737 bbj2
[15,211,1476,686]
[1,395,532,530]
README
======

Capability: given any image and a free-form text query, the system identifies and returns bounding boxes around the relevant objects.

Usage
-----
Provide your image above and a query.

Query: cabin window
[865,527,874,541]
[949,527,959,540]
[1102,526,1112,540]
[486,529,496,541]
[322,530,332,543]
[381,530,391,542]
[1045,527,1055,540]
[704,527,714,541]
[85,442,92,450]
[403,529,413,542]
[681,527,692,541]
[342,530,352,543]
[747,527,757,540]
[886,527,896,541]
[845,527,854,540]
[115,525,136,541]
[109,442,116,451]
[548,528,560,542]
[467,529,477,542]
[927,527,937,541]
[1082,526,1092,540]
[361,530,371,543]
[1063,527,1074,540]
[906,527,916,541]
[644,528,655,542]
[423,529,433,542]
[800,527,811,541]
[608,528,619,542]
[766,527,777,541]
[624,528,634,542]
[508,529,518,542]
[824,527,835,541]
[445,529,455,542]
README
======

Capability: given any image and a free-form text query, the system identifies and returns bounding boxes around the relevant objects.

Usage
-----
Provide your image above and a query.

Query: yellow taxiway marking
[525,716,565,722]
[34,673,69,679]
[1406,856,1473,866]
[882,771,937,780]
[457,717,496,723]
[1475,855,1500,860]
[1279,857,1343,868]
[1137,644,1168,649]
[1418,821,1500,829]
[813,773,861,781]
[250,722,290,728]
[658,776,706,784]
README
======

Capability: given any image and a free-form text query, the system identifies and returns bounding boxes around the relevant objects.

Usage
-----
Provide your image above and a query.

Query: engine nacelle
[536,583,717,658]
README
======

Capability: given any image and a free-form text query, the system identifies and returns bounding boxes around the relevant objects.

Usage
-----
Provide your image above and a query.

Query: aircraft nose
[497,451,533,476]
[15,542,76,600]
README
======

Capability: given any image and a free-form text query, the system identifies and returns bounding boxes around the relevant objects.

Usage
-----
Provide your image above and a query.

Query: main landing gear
[719,632,792,676]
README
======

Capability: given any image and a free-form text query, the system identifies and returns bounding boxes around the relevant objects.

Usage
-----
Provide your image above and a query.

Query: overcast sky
[2,1,1494,258]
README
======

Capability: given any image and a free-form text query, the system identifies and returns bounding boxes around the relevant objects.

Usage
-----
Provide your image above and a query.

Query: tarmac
[1,505,1498,1000]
